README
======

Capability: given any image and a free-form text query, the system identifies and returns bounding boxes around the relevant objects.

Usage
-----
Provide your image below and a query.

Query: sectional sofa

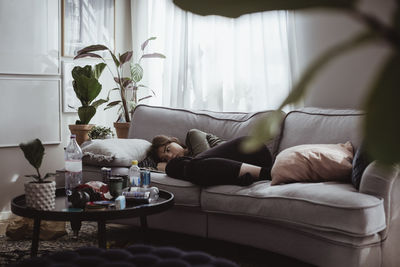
[57,104,400,267]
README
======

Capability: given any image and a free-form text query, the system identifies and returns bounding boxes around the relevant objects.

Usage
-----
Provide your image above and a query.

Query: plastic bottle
[129,160,141,187]
[148,186,159,202]
[65,134,83,199]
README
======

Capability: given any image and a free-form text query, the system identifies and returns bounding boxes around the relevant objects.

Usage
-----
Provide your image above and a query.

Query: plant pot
[24,181,56,210]
[69,124,94,145]
[114,122,130,139]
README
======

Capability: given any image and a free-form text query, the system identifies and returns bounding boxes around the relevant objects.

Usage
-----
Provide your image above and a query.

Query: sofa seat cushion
[150,172,201,207]
[201,181,385,237]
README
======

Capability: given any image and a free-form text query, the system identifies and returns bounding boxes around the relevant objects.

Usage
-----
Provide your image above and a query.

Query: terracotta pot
[24,181,56,210]
[114,122,130,139]
[68,124,94,145]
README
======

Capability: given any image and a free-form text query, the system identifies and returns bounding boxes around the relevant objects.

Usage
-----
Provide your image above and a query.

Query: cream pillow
[271,142,354,185]
[81,138,151,167]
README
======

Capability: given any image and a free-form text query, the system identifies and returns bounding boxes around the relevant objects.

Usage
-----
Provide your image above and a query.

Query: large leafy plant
[19,139,55,183]
[74,37,165,123]
[173,0,400,165]
[71,63,108,124]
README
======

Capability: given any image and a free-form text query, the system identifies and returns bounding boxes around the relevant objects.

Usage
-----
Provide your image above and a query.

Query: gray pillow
[81,139,151,167]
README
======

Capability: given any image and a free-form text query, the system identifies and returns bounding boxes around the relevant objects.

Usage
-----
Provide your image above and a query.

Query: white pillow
[81,139,151,167]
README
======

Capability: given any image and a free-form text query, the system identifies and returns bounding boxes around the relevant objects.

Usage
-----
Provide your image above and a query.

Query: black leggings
[166,136,272,186]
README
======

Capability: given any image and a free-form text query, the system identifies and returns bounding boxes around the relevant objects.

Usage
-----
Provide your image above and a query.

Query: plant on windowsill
[68,63,108,145]
[19,138,56,210]
[74,37,165,138]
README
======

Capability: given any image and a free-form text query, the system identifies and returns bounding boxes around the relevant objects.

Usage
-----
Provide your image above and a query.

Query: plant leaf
[92,98,109,109]
[114,77,131,86]
[131,63,143,83]
[141,37,157,51]
[119,51,133,65]
[363,53,400,165]
[93,63,106,80]
[78,106,96,125]
[25,174,39,179]
[43,173,56,179]
[74,52,103,60]
[68,104,77,111]
[241,110,286,152]
[19,139,44,170]
[172,0,356,18]
[76,44,108,55]
[279,31,376,109]
[138,95,153,102]
[110,51,120,68]
[123,78,132,88]
[73,75,102,105]
[141,53,166,59]
[104,100,121,110]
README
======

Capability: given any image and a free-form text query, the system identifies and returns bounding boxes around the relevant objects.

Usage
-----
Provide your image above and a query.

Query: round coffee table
[11,188,174,257]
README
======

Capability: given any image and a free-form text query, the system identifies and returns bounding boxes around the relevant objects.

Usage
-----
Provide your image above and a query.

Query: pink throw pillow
[271,142,354,185]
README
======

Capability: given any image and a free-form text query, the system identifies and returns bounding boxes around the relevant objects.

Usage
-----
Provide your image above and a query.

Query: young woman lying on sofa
[149,129,272,186]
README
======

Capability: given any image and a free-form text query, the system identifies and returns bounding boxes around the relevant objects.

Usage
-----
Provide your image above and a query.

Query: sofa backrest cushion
[276,108,365,154]
[129,105,278,148]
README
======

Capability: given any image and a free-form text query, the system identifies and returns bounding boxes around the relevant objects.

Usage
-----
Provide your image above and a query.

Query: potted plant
[19,139,56,210]
[74,37,165,138]
[68,63,108,145]
[88,125,114,140]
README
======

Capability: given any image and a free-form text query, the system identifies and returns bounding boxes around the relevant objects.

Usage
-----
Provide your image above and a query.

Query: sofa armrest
[359,161,400,237]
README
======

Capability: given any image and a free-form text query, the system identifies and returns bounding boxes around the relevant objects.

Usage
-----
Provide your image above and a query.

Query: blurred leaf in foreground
[173,0,355,18]
[241,110,285,153]
[364,53,400,165]
[243,31,376,153]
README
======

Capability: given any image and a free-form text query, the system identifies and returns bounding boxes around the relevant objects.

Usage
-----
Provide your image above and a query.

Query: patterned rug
[0,221,313,267]
[0,221,97,266]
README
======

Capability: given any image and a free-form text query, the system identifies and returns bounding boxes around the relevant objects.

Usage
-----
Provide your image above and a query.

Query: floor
[0,218,314,267]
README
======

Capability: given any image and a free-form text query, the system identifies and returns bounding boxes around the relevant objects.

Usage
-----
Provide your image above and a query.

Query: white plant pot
[24,181,56,210]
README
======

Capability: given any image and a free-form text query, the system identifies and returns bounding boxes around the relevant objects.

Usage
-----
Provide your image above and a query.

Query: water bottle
[65,134,83,200]
[148,186,159,202]
[129,160,141,187]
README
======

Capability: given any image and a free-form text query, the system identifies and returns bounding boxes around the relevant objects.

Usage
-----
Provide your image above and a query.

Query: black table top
[11,188,174,222]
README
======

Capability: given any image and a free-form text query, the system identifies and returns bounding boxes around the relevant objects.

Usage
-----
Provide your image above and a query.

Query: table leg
[98,220,106,248]
[70,220,82,237]
[31,217,41,257]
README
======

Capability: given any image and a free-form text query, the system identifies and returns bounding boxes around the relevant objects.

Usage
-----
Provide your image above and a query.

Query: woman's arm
[185,129,211,156]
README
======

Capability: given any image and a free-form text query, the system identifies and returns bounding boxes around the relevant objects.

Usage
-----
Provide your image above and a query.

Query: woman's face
[157,142,185,162]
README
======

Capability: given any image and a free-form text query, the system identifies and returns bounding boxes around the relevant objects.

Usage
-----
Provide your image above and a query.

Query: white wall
[293,0,395,109]
[0,0,132,219]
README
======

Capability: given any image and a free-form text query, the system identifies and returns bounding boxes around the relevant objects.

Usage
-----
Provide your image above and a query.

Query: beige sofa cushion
[201,181,385,237]
[271,142,354,185]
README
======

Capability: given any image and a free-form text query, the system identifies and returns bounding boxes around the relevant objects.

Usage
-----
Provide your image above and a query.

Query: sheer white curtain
[131,0,292,112]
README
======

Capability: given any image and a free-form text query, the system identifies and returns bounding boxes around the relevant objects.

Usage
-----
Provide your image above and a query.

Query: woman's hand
[157,162,167,172]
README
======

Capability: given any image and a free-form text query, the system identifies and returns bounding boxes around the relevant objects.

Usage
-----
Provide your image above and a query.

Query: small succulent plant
[88,126,114,140]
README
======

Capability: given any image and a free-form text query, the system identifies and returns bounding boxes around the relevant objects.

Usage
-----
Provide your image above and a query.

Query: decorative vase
[69,124,94,145]
[114,122,130,139]
[24,181,56,210]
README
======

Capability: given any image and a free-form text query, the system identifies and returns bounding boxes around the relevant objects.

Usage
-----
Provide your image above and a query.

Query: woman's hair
[150,135,185,162]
